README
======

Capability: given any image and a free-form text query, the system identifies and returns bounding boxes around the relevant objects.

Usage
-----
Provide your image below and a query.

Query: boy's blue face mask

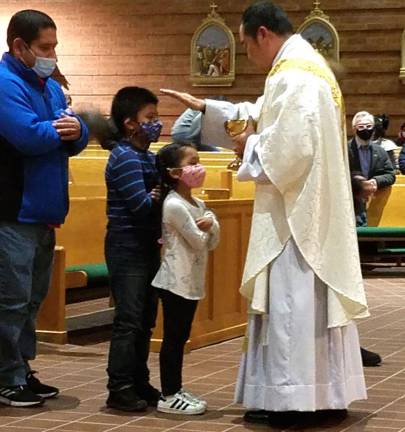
[140,119,163,143]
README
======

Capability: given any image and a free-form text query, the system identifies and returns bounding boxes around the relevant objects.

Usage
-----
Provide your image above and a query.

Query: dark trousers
[105,230,160,392]
[0,222,55,386]
[158,289,198,396]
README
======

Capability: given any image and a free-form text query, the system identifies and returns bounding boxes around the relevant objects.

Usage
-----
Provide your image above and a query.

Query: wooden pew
[367,184,405,227]
[358,184,405,266]
[37,193,253,349]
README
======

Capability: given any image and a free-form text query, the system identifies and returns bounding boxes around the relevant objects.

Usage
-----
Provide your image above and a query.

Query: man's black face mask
[356,128,374,141]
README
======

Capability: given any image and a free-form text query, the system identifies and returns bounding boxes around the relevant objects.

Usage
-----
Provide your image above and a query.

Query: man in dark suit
[349,111,396,368]
[349,111,396,227]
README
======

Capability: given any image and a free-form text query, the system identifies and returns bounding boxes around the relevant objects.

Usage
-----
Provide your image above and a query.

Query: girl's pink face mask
[179,164,206,188]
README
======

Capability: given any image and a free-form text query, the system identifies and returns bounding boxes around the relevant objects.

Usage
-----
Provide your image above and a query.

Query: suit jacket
[348,138,396,225]
[348,138,396,188]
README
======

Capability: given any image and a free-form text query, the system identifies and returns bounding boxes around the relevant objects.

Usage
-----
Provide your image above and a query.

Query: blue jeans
[0,222,55,386]
[105,230,160,392]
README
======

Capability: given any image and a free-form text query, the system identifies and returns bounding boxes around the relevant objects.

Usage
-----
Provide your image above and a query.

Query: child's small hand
[196,216,213,232]
[150,185,161,202]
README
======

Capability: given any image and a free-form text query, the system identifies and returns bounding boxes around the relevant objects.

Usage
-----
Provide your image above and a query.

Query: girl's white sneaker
[180,388,207,408]
[157,391,206,415]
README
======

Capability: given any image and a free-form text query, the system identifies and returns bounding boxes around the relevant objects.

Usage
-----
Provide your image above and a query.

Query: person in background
[349,111,396,227]
[373,114,398,169]
[171,96,228,152]
[395,122,405,147]
[396,123,405,174]
[0,9,88,407]
[153,142,220,415]
[399,143,405,174]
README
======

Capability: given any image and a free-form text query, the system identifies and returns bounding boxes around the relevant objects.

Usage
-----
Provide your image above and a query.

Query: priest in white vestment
[161,0,368,425]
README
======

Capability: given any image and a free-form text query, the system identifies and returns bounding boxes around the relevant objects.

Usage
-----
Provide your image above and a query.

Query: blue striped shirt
[105,141,161,237]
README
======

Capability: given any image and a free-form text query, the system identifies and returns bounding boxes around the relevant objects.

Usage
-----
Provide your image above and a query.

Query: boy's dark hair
[111,87,158,136]
[242,1,293,39]
[7,10,56,50]
[156,142,195,199]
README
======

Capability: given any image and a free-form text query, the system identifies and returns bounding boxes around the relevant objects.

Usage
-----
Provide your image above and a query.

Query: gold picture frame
[400,30,405,83]
[297,1,340,63]
[190,3,236,87]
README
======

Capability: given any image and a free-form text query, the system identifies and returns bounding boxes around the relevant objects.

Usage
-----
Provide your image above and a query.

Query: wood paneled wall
[1,0,405,138]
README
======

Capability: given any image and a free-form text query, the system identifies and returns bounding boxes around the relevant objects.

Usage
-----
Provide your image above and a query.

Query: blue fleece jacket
[0,52,88,224]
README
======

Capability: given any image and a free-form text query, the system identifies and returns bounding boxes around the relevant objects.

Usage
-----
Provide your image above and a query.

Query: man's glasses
[356,124,374,131]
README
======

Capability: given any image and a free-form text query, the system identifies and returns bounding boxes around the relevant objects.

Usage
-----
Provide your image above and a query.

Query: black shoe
[0,385,44,407]
[316,409,348,420]
[26,371,59,398]
[361,347,382,367]
[106,387,148,412]
[243,410,271,424]
[137,384,161,407]
[288,410,348,427]
[244,410,301,427]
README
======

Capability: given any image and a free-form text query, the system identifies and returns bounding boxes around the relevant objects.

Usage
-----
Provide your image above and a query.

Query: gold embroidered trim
[269,58,343,108]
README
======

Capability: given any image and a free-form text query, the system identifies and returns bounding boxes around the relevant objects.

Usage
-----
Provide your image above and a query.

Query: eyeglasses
[356,124,374,131]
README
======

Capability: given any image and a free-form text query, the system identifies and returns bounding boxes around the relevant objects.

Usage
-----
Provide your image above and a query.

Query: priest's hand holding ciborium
[224,117,256,170]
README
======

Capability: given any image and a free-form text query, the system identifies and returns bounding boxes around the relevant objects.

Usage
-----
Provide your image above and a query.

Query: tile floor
[1,276,405,431]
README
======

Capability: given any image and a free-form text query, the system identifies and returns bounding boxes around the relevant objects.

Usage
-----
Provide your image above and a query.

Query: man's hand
[160,89,206,112]
[53,113,81,141]
[232,117,255,158]
[150,185,161,202]
[196,216,213,232]
[360,179,378,199]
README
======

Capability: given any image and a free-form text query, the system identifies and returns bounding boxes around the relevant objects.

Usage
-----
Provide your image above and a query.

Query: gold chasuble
[238,35,369,328]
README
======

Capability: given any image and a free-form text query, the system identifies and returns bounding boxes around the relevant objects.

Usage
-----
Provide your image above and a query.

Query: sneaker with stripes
[180,389,207,408]
[0,385,44,407]
[157,391,206,415]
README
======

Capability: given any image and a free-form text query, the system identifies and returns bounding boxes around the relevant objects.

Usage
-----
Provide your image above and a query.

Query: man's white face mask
[25,43,57,78]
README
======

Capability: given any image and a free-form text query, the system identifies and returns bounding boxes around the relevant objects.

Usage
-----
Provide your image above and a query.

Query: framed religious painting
[297,1,340,63]
[190,3,235,87]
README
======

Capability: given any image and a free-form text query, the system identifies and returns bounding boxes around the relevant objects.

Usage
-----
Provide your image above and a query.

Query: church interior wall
[1,0,405,138]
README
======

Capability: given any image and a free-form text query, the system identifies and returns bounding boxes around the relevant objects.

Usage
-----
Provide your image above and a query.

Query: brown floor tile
[1,276,405,432]
[6,418,66,429]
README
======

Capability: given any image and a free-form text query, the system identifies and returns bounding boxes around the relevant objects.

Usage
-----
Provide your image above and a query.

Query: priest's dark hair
[242,1,293,39]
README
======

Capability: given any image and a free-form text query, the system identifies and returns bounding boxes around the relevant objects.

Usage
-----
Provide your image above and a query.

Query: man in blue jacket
[0,10,88,407]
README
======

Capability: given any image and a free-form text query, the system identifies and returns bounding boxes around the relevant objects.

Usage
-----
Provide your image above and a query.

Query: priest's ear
[256,26,272,43]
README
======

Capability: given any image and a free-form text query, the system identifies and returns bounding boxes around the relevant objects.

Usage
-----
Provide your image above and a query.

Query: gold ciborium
[224,119,256,171]
[224,119,248,171]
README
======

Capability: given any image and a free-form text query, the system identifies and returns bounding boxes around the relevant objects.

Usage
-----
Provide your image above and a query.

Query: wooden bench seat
[37,196,254,350]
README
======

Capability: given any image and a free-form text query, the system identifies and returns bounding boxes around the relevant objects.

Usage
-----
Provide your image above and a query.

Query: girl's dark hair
[7,9,56,50]
[156,142,195,200]
[111,87,158,136]
[76,86,158,150]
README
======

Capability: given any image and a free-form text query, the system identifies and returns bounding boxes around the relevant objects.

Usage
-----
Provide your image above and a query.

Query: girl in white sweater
[153,143,220,415]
